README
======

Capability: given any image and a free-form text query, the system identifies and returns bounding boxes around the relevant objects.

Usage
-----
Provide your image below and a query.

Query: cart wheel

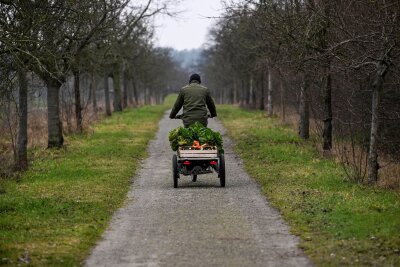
[172,154,179,188]
[219,154,226,187]
[192,174,197,182]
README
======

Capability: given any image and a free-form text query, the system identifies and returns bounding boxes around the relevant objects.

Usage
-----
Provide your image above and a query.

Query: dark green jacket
[169,81,217,127]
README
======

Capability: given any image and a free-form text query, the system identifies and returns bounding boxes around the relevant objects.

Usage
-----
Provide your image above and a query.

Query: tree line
[201,0,400,184]
[0,0,184,173]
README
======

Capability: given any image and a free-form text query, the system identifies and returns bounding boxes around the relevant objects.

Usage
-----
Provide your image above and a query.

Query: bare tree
[16,65,28,170]
[201,0,400,185]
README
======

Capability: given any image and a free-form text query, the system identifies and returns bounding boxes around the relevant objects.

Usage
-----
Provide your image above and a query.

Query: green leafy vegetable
[168,122,224,153]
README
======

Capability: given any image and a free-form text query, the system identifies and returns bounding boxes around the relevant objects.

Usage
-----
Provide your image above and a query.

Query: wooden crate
[178,146,218,159]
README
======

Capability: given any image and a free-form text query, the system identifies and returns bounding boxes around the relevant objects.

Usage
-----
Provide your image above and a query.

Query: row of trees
[0,0,184,172]
[201,0,400,184]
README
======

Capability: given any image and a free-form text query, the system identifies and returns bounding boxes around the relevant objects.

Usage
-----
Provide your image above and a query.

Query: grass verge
[218,105,400,267]
[0,104,169,266]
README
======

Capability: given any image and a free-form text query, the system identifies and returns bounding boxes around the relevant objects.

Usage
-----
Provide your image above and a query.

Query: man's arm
[169,91,184,118]
[206,90,217,118]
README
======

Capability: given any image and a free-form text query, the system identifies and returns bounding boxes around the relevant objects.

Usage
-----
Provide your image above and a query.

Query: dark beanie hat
[189,73,201,84]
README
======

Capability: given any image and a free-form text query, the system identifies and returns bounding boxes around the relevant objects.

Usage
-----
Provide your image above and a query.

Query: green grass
[0,102,170,266]
[218,105,400,267]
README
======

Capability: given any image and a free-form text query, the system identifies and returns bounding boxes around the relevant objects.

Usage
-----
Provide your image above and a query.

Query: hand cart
[172,145,225,188]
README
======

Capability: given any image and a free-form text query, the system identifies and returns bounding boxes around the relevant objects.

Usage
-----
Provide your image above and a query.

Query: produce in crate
[168,122,223,153]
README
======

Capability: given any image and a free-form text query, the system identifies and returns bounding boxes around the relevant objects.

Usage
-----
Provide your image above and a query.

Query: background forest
[200,0,400,187]
[1,0,399,188]
[0,0,187,175]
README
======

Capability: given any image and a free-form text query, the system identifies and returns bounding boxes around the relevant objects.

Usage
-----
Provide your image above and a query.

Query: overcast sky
[153,0,225,50]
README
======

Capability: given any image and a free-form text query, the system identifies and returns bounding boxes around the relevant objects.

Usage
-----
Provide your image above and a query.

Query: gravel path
[85,111,312,267]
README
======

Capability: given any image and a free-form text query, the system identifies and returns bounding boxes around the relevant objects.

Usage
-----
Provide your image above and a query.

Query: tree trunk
[249,76,253,107]
[131,78,138,106]
[322,68,333,150]
[91,73,97,116]
[367,63,388,183]
[299,74,310,139]
[127,77,133,105]
[16,66,28,170]
[73,70,83,133]
[145,87,150,105]
[240,79,245,106]
[112,67,123,112]
[280,79,286,123]
[127,82,133,106]
[46,78,64,148]
[122,72,128,108]
[245,77,251,106]
[249,74,256,108]
[259,72,265,110]
[233,80,238,104]
[267,69,273,117]
[104,76,112,116]
[230,82,234,104]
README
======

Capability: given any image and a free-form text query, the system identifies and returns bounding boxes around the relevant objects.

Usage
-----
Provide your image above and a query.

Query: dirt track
[85,111,312,267]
